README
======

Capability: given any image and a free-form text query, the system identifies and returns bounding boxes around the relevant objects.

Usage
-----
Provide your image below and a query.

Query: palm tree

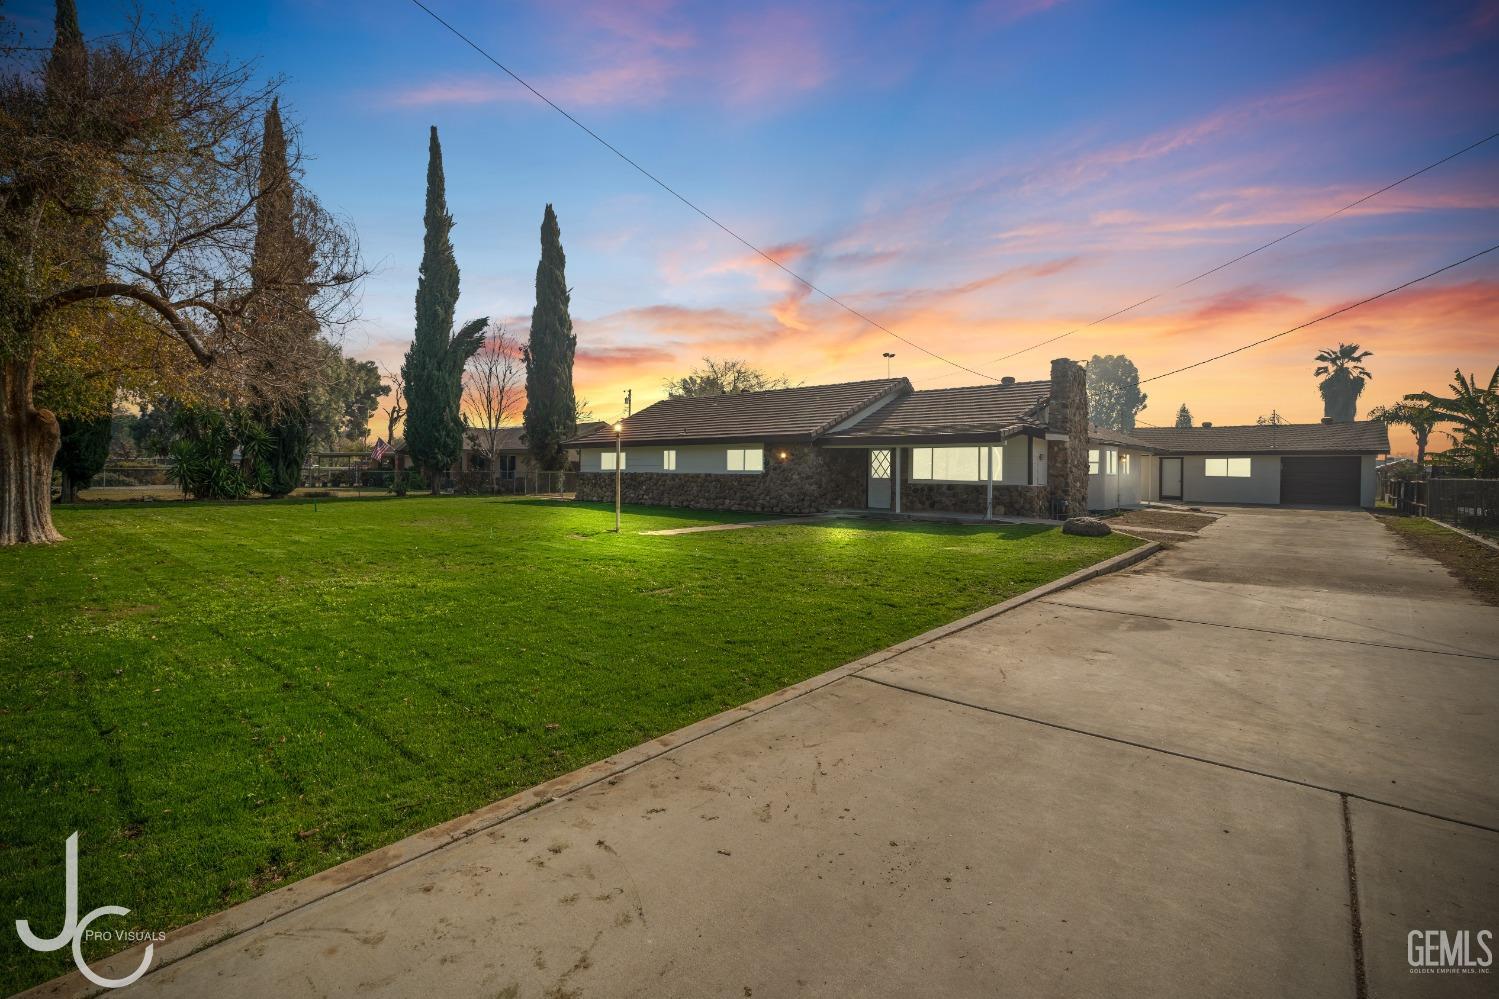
[1314,343,1373,422]
[1367,401,1441,467]
[1405,366,1499,477]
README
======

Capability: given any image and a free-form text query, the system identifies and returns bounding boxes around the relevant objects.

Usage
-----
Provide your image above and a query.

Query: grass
[1378,513,1499,605]
[0,496,1136,991]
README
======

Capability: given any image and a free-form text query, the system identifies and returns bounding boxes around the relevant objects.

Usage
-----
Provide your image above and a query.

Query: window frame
[600,449,625,471]
[1203,456,1252,478]
[908,445,1002,484]
[726,447,764,473]
[1088,449,1101,476]
[662,448,677,471]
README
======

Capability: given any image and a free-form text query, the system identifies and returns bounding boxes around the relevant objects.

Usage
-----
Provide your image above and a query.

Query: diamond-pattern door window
[871,450,892,479]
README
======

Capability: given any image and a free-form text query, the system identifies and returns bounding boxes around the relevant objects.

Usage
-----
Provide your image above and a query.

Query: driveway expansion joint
[854,673,1499,835]
[1037,598,1499,661]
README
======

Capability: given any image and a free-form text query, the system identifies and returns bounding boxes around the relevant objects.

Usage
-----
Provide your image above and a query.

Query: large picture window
[1204,457,1252,477]
[600,450,625,471]
[910,446,1002,482]
[726,447,763,472]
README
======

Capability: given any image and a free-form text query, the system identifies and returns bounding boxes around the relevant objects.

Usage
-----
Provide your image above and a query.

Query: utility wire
[407,0,1004,383]
[937,129,1499,379]
[1139,243,1498,384]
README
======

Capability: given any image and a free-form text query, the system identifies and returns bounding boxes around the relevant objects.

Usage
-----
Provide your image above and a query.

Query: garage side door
[1280,455,1361,505]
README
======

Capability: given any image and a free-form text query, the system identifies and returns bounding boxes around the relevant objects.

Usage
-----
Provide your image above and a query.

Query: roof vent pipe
[1321,417,1334,424]
[1000,376,1016,385]
[1201,421,1213,428]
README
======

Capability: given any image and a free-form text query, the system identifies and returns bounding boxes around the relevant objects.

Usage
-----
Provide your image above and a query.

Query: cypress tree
[402,126,485,493]
[248,97,316,497]
[522,204,577,471]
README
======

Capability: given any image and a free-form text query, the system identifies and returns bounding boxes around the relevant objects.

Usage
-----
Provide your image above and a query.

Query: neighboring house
[390,422,608,481]
[569,358,1389,517]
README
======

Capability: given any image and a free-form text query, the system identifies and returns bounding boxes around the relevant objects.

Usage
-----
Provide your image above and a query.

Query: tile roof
[569,380,908,447]
[1130,421,1390,454]
[1087,425,1157,449]
[821,380,1051,443]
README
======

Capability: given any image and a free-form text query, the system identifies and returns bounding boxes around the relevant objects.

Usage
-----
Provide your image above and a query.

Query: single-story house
[568,358,1389,517]
[390,422,607,480]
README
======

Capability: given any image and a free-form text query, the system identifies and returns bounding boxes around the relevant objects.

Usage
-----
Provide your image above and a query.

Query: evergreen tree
[1174,404,1193,428]
[522,204,578,471]
[1085,354,1148,431]
[248,97,317,497]
[54,410,113,502]
[401,126,485,492]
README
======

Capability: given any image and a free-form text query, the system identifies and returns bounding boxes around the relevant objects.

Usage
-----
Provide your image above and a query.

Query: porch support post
[986,443,995,520]
[894,447,902,514]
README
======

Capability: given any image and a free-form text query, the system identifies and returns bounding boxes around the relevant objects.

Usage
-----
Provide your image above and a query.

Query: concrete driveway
[43,508,1499,998]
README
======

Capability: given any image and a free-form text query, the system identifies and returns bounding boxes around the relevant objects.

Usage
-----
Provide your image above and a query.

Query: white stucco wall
[581,443,766,474]
[1086,446,1119,511]
[1181,455,1281,505]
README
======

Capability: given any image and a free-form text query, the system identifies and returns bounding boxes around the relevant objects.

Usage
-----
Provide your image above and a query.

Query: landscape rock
[1062,516,1112,537]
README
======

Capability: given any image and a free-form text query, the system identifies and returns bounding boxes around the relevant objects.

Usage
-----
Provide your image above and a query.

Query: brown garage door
[1280,455,1361,505]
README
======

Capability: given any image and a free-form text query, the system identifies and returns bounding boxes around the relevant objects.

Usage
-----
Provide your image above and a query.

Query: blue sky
[11,0,1499,447]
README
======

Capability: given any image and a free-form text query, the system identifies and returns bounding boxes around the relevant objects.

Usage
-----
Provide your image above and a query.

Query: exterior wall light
[777,450,789,461]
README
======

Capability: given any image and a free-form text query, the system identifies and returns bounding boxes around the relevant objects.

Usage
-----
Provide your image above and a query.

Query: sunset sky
[16,0,1499,453]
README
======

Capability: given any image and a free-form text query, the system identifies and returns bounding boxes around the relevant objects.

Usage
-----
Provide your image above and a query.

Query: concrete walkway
[43,509,1499,998]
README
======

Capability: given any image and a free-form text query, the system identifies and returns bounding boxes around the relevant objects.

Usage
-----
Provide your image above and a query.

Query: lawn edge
[18,538,1158,999]
[1420,515,1499,553]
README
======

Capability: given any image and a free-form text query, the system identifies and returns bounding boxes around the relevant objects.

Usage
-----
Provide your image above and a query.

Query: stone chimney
[1046,357,1089,518]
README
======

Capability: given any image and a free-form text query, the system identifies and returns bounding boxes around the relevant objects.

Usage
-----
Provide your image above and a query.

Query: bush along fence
[1387,478,1499,529]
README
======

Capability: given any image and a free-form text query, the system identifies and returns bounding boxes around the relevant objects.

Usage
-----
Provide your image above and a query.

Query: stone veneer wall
[1046,357,1089,517]
[901,481,1048,518]
[576,444,864,514]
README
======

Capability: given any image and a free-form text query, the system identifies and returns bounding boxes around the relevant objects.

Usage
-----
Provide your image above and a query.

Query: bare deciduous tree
[0,7,365,544]
[380,362,406,448]
[463,325,521,485]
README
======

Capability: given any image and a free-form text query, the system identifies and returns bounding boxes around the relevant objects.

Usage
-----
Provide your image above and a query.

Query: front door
[1160,457,1183,500]
[867,449,892,509]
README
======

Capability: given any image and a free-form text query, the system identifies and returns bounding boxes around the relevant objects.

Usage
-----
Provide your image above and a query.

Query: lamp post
[882,352,895,377]
[613,421,623,532]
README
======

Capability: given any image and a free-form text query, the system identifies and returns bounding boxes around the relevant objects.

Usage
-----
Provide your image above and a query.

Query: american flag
[369,438,391,463]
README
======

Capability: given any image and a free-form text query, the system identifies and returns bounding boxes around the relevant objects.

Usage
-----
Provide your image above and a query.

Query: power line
[938,129,1499,379]
[1139,243,1498,384]
[406,0,1005,383]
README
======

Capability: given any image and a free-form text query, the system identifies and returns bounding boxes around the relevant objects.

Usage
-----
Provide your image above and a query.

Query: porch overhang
[819,423,1043,448]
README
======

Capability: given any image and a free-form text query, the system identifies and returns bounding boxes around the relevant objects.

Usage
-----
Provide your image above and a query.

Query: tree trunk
[1,359,65,544]
[1415,430,1427,467]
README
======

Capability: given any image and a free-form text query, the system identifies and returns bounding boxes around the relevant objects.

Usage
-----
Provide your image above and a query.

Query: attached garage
[1129,421,1390,509]
[1280,455,1362,506]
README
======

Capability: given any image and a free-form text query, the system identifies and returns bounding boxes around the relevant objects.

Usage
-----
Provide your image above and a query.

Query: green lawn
[1,497,1135,990]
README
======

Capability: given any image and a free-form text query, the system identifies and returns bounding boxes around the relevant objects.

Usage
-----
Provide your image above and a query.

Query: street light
[882,352,896,377]
[613,421,623,532]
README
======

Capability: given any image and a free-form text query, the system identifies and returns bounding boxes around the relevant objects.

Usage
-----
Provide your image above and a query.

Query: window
[600,450,625,471]
[909,446,1003,482]
[726,447,763,472]
[1106,449,1118,475]
[662,449,677,471]
[1121,453,1130,475]
[1088,449,1101,475]
[1204,457,1252,477]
